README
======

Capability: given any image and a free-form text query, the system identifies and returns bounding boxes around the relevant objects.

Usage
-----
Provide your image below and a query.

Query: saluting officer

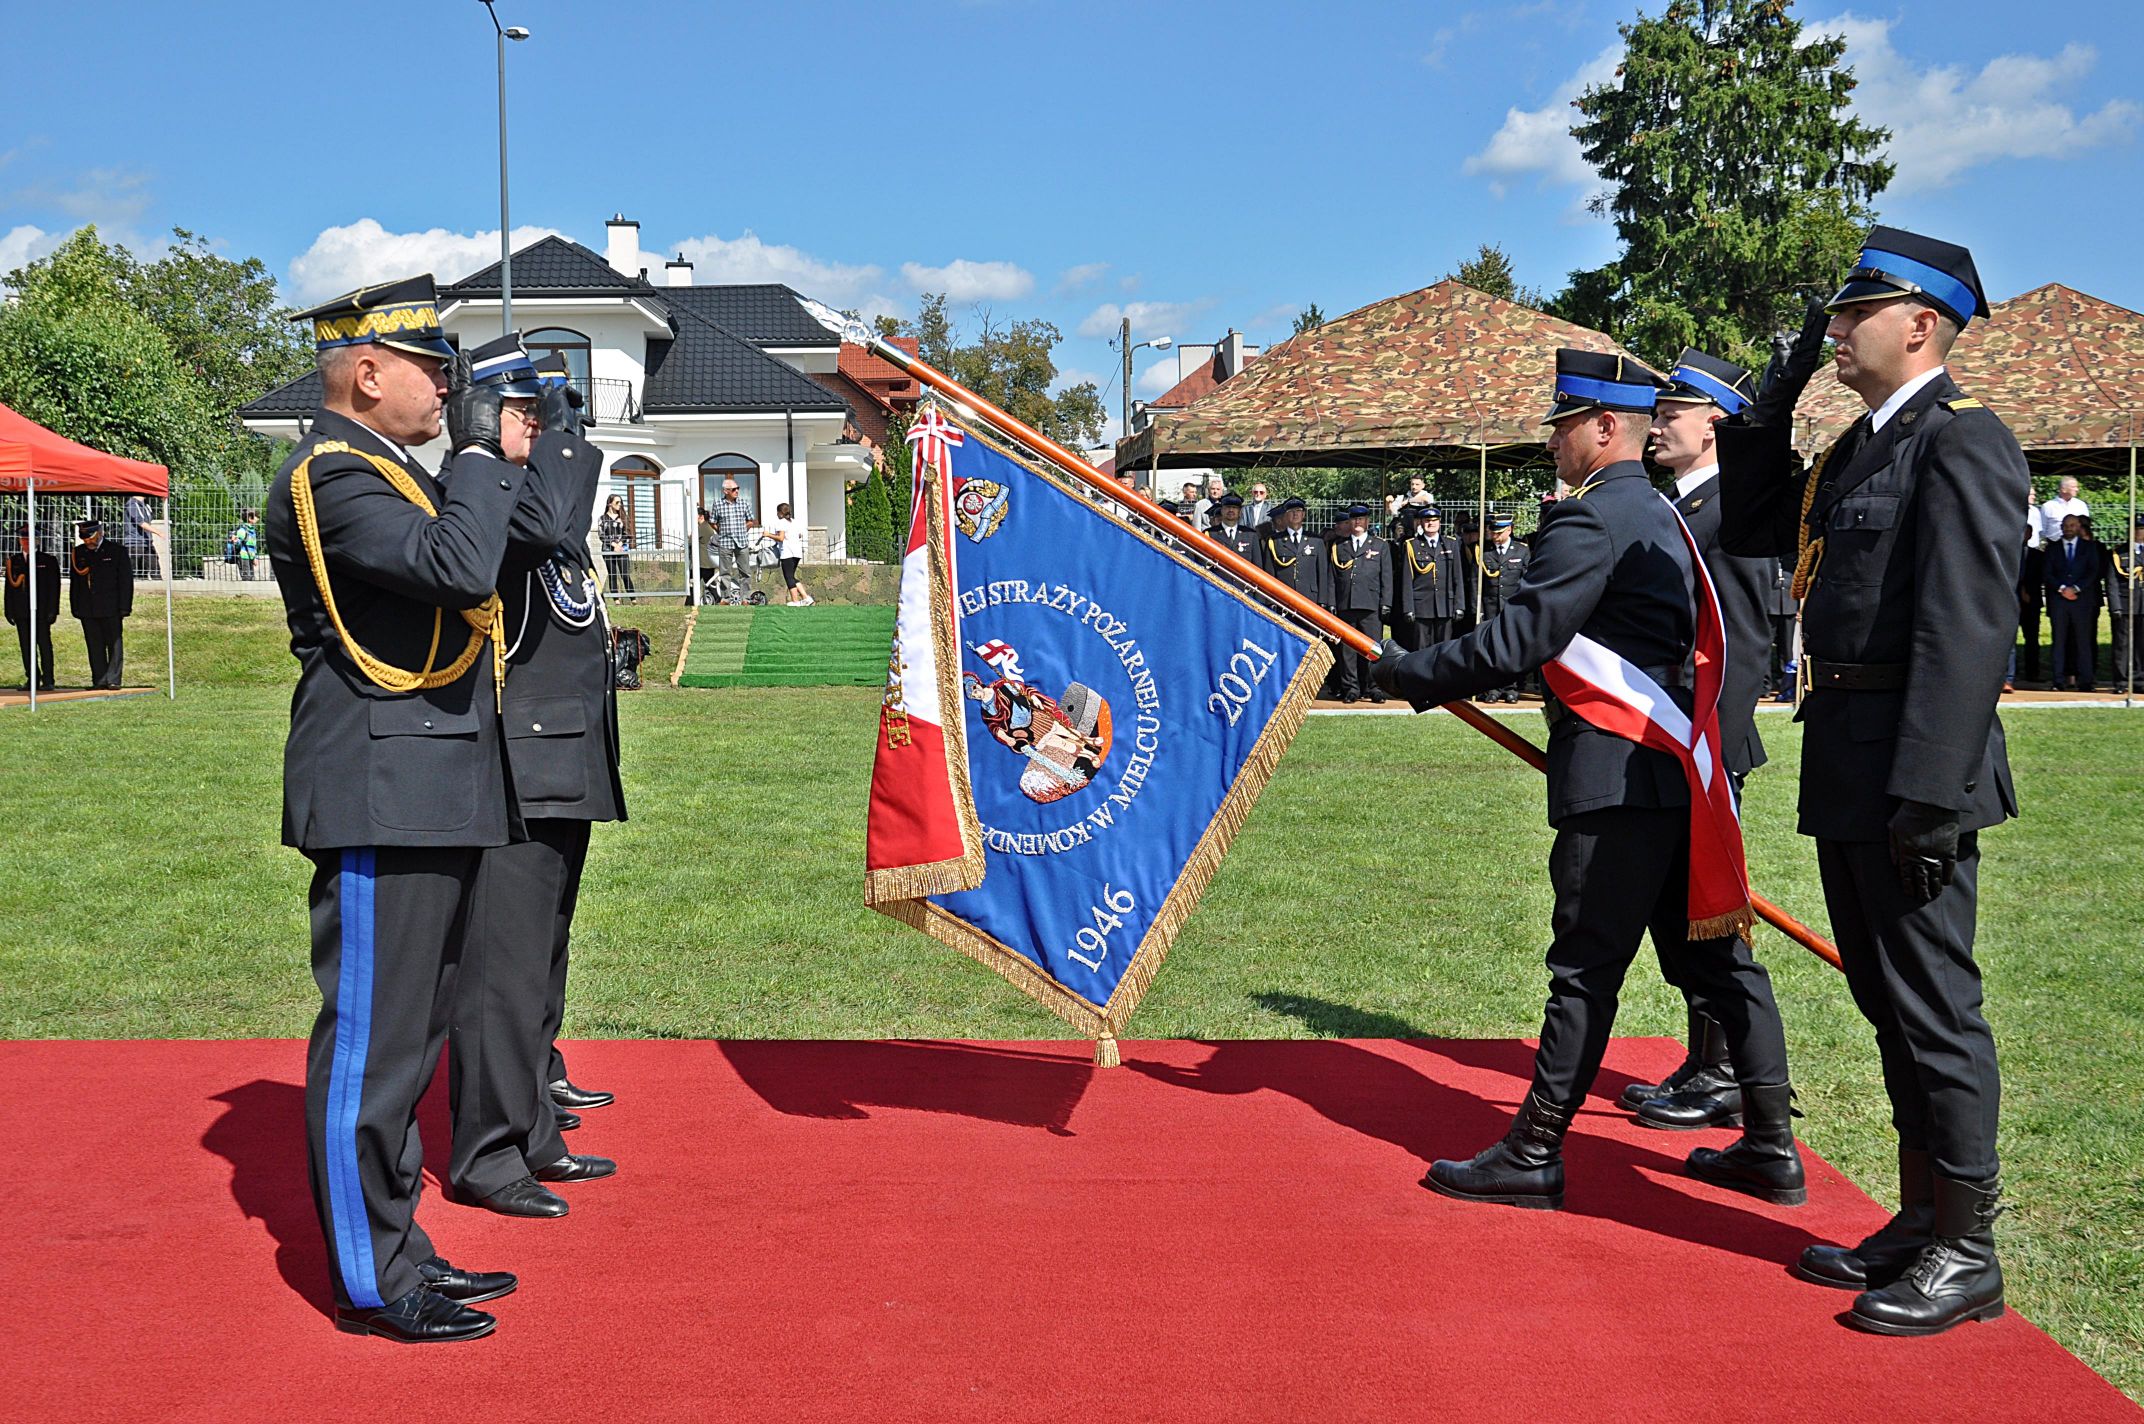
[1394,505,1467,651]
[1325,502,1393,703]
[264,276,557,1343]
[68,518,133,688]
[1620,348,1782,1130]
[1206,491,1260,559]
[446,338,619,1219]
[1376,350,1802,1213]
[1474,514,1528,701]
[6,529,61,690]
[1717,227,2027,1336]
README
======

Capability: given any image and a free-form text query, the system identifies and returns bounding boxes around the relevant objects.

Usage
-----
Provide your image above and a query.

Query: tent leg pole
[25,479,36,712]
[2128,442,2137,710]
[1474,444,1487,623]
[164,493,175,701]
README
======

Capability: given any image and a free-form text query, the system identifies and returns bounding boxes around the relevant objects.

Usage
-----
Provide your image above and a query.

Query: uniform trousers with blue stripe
[304,845,479,1312]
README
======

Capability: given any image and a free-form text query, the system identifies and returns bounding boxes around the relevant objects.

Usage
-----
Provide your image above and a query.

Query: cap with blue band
[1826,225,1989,327]
[465,332,545,398]
[1542,348,1670,426]
[1657,347,1757,415]
[1555,374,1661,409]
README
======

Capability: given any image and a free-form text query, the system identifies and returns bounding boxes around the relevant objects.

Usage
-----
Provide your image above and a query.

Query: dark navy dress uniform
[1474,522,1529,699]
[1395,517,1466,652]
[1205,494,1260,560]
[1767,554,1799,697]
[2107,516,2142,692]
[263,280,557,1321]
[68,524,133,688]
[1256,498,1330,605]
[6,543,61,688]
[1325,503,1394,699]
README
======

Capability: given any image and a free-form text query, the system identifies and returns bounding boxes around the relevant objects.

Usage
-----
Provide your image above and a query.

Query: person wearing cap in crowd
[1325,502,1393,703]
[1375,348,1802,1218]
[1257,496,1331,609]
[1717,226,2027,1336]
[443,336,619,1223]
[262,275,559,1343]
[2107,512,2143,693]
[68,517,133,689]
[6,528,61,690]
[1394,505,1466,651]
[1207,492,1258,560]
[1473,513,1528,701]
[1619,348,1788,1132]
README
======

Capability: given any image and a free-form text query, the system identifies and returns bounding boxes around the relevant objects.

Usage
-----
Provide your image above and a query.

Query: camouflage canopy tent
[1114,281,1641,476]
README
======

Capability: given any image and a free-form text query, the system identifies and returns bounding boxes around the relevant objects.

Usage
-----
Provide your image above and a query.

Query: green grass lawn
[5,597,2141,1396]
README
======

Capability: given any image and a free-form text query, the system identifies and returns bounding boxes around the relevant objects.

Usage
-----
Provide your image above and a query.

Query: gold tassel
[1093,1034,1121,1069]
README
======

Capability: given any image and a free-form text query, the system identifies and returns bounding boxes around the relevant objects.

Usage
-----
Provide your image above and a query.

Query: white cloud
[1135,360,1182,398]
[1462,43,1621,197]
[287,218,563,303]
[669,229,886,306]
[899,258,1035,303]
[1055,261,1109,294]
[0,224,56,277]
[1815,15,2141,190]
[1076,299,1209,340]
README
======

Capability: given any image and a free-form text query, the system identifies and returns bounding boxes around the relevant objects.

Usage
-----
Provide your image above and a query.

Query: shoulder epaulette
[1566,478,1603,501]
[1940,397,1984,411]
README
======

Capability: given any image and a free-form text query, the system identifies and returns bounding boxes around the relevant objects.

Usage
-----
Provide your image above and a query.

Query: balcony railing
[573,376,642,425]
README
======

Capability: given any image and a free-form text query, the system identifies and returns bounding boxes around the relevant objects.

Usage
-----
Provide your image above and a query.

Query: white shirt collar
[1868,365,1947,433]
[1672,464,1720,500]
[342,416,414,466]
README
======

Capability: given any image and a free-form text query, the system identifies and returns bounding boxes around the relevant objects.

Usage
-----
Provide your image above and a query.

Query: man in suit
[2044,513,2102,691]
[1376,348,1800,1213]
[1474,514,1529,700]
[1242,482,1272,530]
[2107,512,2142,693]
[1394,505,1466,651]
[1206,492,1259,559]
[1325,502,1393,702]
[445,337,619,1219]
[67,518,133,689]
[1619,348,1784,1131]
[6,529,61,690]
[263,277,560,1342]
[1719,226,2026,1336]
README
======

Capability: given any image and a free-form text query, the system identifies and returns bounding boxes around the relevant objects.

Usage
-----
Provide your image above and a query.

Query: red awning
[0,401,170,496]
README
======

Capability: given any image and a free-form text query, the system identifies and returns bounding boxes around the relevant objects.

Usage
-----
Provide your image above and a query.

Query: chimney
[1217,329,1248,380]
[605,214,641,278]
[665,252,694,287]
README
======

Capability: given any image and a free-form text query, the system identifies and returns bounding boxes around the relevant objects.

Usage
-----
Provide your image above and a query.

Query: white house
[241,216,876,563]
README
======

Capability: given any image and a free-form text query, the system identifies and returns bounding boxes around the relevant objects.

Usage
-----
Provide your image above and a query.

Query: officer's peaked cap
[1658,348,1757,415]
[1543,349,1668,426]
[292,274,457,361]
[1826,226,1989,327]
[466,332,546,398]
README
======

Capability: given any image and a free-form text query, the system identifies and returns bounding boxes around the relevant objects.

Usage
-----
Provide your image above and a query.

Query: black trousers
[2048,597,2097,688]
[2017,600,2042,681]
[2111,606,2137,690]
[1768,614,1796,691]
[604,552,634,594]
[80,615,123,687]
[1405,615,1452,652]
[304,845,478,1311]
[450,820,590,1194]
[1330,607,1382,696]
[1532,806,1789,1113]
[15,621,54,687]
[1816,836,1999,1182]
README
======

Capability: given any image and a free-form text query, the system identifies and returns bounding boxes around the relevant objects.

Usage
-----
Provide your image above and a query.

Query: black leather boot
[1619,1007,1733,1114]
[1422,1091,1571,1210]
[1684,1082,1806,1205]
[1634,1012,1741,1128]
[1847,1176,2004,1336]
[1797,1147,1933,1290]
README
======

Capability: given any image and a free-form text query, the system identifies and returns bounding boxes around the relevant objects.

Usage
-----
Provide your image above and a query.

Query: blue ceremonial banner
[866,413,1331,1062]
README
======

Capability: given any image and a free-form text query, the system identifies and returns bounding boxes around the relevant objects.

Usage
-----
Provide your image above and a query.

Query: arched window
[610,456,664,546]
[525,327,592,390]
[699,453,760,515]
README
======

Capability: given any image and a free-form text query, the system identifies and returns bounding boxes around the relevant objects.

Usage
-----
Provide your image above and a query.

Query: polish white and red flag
[863,407,983,900]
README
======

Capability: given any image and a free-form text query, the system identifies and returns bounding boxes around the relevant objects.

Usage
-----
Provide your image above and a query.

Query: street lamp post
[1116,315,1172,487]
[480,1,529,334]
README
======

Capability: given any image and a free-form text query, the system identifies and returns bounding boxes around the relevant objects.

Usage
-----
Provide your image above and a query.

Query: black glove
[1745,298,1831,429]
[1369,638,1406,696]
[444,354,508,460]
[540,379,584,440]
[1888,799,1960,905]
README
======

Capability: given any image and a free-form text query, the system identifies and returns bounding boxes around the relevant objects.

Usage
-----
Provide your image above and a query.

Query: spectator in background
[123,493,161,581]
[226,508,261,581]
[702,479,757,604]
[1194,476,1227,530]
[2013,494,2044,689]
[769,502,813,606]
[2045,512,2102,691]
[1179,482,1203,523]
[598,493,635,595]
[2038,475,2089,542]
[1243,483,1271,529]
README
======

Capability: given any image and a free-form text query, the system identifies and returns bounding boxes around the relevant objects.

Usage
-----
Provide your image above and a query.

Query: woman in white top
[770,503,812,605]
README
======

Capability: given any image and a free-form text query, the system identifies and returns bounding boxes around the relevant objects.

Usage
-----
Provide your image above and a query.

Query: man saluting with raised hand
[1717,228,2029,1337]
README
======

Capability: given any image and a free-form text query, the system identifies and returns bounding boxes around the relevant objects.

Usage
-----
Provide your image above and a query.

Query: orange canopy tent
[0,401,173,709]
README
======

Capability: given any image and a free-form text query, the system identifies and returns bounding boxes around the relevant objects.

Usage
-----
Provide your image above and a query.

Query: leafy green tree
[1552,0,1892,365]
[1450,244,1546,309]
[1290,304,1327,337]
[884,294,1104,448]
[881,413,914,541]
[128,229,313,430]
[846,466,895,563]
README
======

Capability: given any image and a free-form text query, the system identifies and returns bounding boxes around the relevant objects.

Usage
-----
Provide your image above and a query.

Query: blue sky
[6,0,2140,437]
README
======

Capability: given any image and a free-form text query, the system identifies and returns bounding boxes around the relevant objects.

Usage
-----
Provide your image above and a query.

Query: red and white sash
[1538,499,1755,942]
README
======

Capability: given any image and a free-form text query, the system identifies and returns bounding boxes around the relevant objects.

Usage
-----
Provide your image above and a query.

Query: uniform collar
[313,408,416,467]
[1868,365,1947,433]
[1672,463,1720,500]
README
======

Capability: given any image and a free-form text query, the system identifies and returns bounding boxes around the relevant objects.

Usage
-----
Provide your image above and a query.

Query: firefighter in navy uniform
[1716,227,2027,1336]
[68,518,133,688]
[1767,553,1799,700]
[1618,349,1783,1132]
[445,338,621,1218]
[1206,492,1259,560]
[1474,514,1528,700]
[1258,497,1330,605]
[2108,512,2143,693]
[1325,502,1393,702]
[1395,505,1466,651]
[6,530,61,690]
[1375,349,1803,1214]
[263,276,563,1344]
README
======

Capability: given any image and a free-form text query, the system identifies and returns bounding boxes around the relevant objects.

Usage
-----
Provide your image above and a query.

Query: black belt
[1805,656,1906,690]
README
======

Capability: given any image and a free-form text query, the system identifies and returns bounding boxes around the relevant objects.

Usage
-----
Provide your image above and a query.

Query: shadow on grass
[719,1040,1091,1135]
[1250,991,1432,1039]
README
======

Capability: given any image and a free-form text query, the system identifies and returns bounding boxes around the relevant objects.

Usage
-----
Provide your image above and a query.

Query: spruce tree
[847,466,896,563]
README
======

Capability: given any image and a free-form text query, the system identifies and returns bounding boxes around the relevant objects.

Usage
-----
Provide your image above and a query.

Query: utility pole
[1120,315,1133,449]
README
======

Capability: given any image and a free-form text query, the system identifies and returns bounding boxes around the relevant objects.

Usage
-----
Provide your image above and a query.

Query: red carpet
[5,1036,2135,1422]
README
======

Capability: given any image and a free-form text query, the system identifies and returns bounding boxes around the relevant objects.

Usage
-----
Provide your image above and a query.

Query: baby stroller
[700,536,772,606]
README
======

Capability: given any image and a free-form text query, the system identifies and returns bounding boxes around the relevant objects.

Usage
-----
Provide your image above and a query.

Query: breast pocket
[368,697,481,832]
[504,695,588,804]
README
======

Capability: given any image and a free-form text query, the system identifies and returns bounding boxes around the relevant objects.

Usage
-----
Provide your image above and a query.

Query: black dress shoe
[549,1079,615,1110]
[335,1285,496,1342]
[535,1153,618,1184]
[466,1175,570,1218]
[554,1107,581,1131]
[416,1255,518,1305]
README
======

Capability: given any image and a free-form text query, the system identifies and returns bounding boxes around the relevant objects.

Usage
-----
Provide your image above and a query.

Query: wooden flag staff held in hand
[793,298,1839,970]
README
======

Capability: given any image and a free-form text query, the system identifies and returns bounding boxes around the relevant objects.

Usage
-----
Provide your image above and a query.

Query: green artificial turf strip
[2,596,2140,1396]
[679,604,892,687]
